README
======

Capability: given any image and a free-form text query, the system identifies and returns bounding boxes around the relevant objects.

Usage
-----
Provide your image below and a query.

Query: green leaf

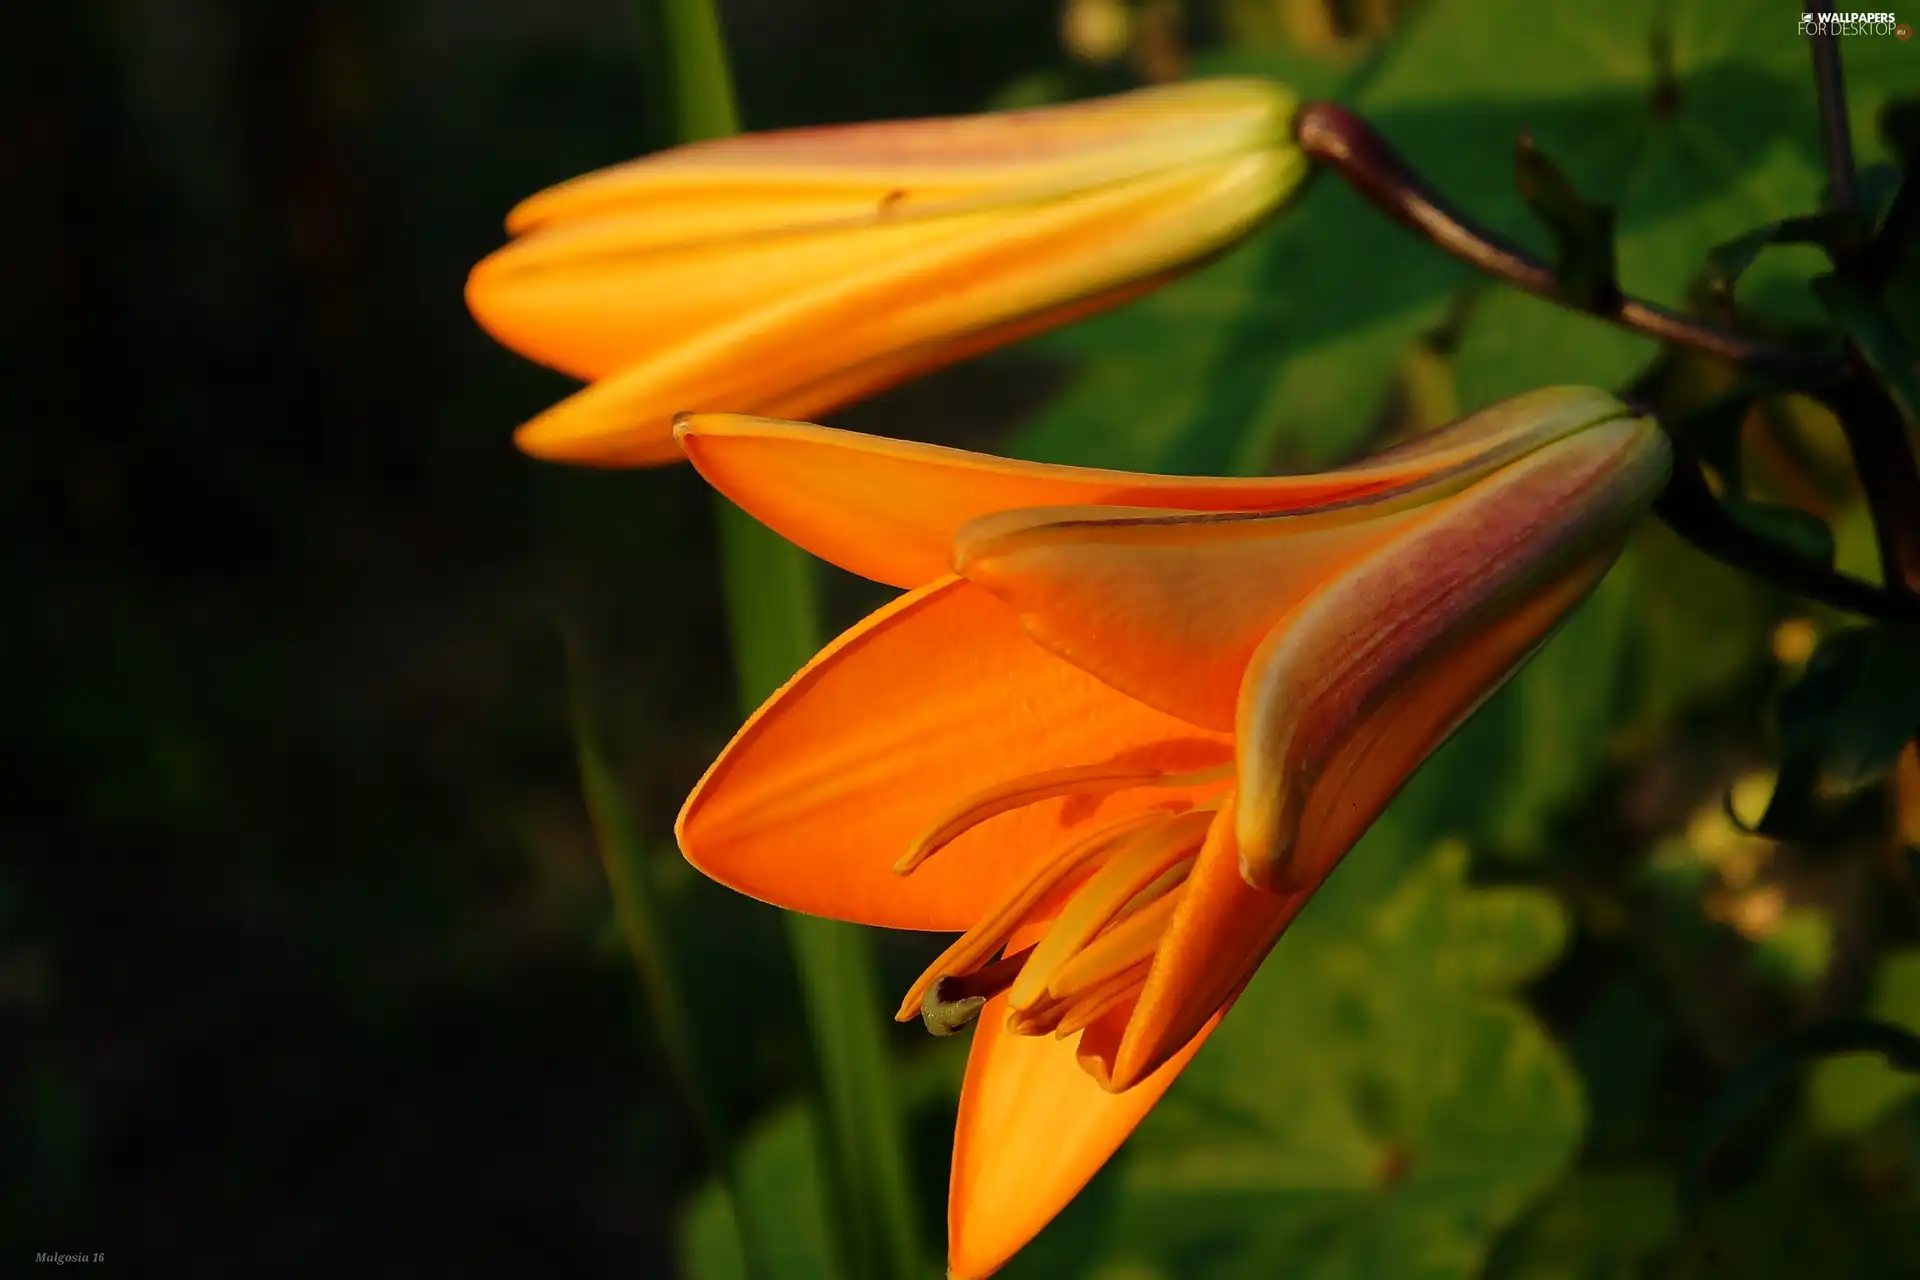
[1703,214,1855,311]
[1749,906,1833,989]
[1754,624,1920,839]
[1085,844,1583,1280]
[1482,1168,1679,1280]
[1379,0,1907,401]
[1449,290,1659,410]
[1671,1118,1920,1277]
[1719,497,1838,568]
[1684,1016,1920,1208]
[1514,133,1621,310]
[1436,560,1644,855]
[1813,272,1920,430]
[1001,46,1443,476]
[681,1104,844,1280]
[570,629,771,1278]
[1009,0,1906,479]
[692,9,925,1254]
[1810,950,1920,1134]
[1365,525,1770,860]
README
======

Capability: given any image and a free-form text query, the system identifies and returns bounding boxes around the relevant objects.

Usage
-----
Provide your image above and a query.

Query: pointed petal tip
[511,410,683,469]
[948,989,1226,1280]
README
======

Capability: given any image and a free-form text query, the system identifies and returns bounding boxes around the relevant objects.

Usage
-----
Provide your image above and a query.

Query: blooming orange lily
[672,386,1671,1277]
[465,79,1305,467]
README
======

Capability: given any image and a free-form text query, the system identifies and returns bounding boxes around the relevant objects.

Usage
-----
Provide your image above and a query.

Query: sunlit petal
[507,78,1298,237]
[673,390,1615,590]
[1110,804,1300,1091]
[948,388,1641,729]
[675,576,1229,930]
[949,982,1225,1279]
[1234,416,1672,891]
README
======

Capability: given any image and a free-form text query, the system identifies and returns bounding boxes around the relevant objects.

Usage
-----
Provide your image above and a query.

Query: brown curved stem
[1654,438,1920,622]
[1800,9,1920,599]
[1804,2,1860,233]
[1296,97,1920,616]
[1292,101,1843,382]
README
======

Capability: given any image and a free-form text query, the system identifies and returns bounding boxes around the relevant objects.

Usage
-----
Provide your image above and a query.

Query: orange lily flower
[672,386,1672,1277]
[466,79,1305,467]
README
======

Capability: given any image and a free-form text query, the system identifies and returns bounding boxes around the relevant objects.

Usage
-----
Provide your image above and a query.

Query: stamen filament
[1008,809,1213,1009]
[1043,882,1187,1004]
[894,760,1232,875]
[1005,958,1151,1037]
[894,809,1169,1021]
[1051,961,1154,1038]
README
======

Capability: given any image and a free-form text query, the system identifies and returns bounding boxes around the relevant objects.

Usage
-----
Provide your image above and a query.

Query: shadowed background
[6,2,1919,1277]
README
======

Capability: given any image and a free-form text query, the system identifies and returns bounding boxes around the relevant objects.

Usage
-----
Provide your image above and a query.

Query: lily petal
[673,386,1620,590]
[949,983,1225,1279]
[675,576,1229,930]
[524,272,1171,469]
[506,78,1298,239]
[1234,416,1673,892]
[947,388,1643,729]
[1110,803,1303,1091]
[954,499,1435,732]
[478,149,1298,466]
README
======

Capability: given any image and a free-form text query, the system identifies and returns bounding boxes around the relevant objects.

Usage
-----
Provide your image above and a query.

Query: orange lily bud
[465,79,1305,466]
[670,387,1670,1278]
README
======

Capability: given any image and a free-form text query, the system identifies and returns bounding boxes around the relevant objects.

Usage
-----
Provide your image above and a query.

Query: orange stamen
[895,809,1170,1021]
[894,760,1232,874]
[1008,809,1213,1008]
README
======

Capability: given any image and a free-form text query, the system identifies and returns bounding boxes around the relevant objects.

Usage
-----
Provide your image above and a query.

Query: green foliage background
[7,0,1919,1276]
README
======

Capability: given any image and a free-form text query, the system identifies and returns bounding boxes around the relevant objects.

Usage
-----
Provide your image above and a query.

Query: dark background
[2,2,1066,1271]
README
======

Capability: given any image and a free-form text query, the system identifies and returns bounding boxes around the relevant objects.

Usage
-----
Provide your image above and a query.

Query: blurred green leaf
[1374,0,1912,403]
[1810,950,1920,1134]
[1719,497,1838,568]
[1482,1168,1678,1280]
[572,629,770,1277]
[1434,559,1644,855]
[1450,291,1658,412]
[1086,844,1581,1280]
[1514,133,1620,311]
[681,1103,842,1280]
[1364,521,1770,861]
[1685,1016,1920,1207]
[1007,0,1909,479]
[1749,906,1833,989]
[1704,214,1853,312]
[1003,45,1415,476]
[1813,272,1920,430]
[1754,624,1920,839]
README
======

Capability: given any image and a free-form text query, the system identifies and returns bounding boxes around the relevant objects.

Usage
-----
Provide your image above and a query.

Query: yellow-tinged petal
[949,981,1226,1279]
[674,576,1229,931]
[468,79,1309,467]
[950,388,1641,729]
[955,500,1433,732]
[1111,803,1304,1091]
[481,150,1299,465]
[672,385,1623,589]
[1234,415,1673,892]
[506,78,1296,238]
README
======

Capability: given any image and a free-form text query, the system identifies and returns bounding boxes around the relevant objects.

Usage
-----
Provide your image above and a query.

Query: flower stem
[1292,101,1839,381]
[565,628,770,1279]
[713,501,927,1280]
[646,3,925,1277]
[1298,96,1920,614]
[1651,441,1920,622]
[1803,2,1860,231]
[654,0,739,140]
[1800,7,1920,597]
